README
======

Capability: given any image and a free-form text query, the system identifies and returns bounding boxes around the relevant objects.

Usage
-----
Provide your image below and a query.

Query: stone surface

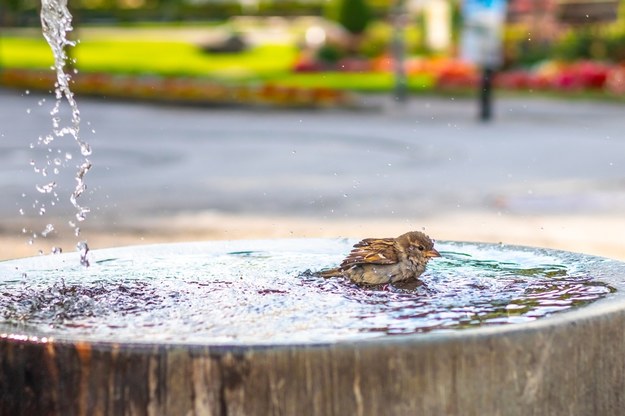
[3,298,625,415]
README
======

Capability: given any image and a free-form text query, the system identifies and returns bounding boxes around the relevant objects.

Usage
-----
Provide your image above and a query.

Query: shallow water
[0,240,617,345]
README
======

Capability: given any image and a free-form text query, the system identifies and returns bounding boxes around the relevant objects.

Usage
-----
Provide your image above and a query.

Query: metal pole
[391,0,407,103]
[479,66,493,121]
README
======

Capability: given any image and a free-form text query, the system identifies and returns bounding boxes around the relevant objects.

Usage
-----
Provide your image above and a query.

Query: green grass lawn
[1,36,297,78]
[272,72,434,92]
[0,31,435,92]
[1,37,56,69]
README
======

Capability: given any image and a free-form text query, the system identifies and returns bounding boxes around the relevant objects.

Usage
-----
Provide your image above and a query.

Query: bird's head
[398,231,441,260]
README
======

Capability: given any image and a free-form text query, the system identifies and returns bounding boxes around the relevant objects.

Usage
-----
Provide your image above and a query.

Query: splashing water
[76,241,90,267]
[33,0,92,260]
[0,240,619,345]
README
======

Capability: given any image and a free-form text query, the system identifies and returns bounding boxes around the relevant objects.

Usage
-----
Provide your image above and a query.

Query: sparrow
[319,231,441,285]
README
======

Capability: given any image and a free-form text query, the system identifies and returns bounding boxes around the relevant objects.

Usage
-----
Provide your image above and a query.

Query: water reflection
[0,241,616,344]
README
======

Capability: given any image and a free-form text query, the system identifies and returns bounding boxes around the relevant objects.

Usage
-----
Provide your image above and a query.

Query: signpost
[461,0,507,121]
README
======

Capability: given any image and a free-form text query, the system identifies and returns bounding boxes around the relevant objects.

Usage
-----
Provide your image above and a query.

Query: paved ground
[1,88,625,260]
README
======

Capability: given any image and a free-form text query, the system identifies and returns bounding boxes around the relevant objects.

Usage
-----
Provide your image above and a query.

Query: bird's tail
[317,267,343,278]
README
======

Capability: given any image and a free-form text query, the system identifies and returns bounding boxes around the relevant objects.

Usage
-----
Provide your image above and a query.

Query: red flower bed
[0,69,355,108]
[293,53,625,96]
[496,61,623,94]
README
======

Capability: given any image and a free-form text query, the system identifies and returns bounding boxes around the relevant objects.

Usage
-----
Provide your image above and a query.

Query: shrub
[316,43,344,64]
[336,0,372,35]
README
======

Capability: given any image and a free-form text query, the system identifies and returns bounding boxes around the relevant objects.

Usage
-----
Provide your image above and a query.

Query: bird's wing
[340,238,399,268]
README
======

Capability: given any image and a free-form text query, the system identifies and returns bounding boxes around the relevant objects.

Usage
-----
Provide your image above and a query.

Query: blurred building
[507,0,560,41]
[508,0,620,35]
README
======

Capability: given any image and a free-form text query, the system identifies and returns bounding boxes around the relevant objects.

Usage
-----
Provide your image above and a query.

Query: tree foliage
[336,0,372,35]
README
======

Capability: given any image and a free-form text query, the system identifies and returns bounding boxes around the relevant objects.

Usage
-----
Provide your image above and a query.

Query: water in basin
[0,239,615,345]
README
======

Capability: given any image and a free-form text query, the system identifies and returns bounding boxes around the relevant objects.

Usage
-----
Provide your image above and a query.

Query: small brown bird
[319,231,441,285]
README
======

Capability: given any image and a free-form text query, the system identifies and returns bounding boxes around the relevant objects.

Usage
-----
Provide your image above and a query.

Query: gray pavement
[2,88,625,222]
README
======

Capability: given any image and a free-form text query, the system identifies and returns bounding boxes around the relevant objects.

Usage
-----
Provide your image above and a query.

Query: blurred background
[3,0,625,101]
[1,0,625,261]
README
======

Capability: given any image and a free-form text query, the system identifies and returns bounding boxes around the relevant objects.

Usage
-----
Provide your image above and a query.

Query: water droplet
[26,108,31,114]
[52,247,63,254]
[36,181,57,194]
[25,90,30,95]
[76,241,90,267]
[65,152,73,160]
[41,224,55,237]
[80,144,92,157]
[18,208,24,216]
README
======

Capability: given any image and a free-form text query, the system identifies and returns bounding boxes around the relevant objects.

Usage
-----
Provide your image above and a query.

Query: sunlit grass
[1,36,297,79]
[1,37,55,68]
[1,35,435,92]
[77,41,297,78]
[269,72,435,92]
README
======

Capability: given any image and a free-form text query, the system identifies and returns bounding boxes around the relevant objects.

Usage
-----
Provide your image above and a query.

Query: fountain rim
[2,237,624,351]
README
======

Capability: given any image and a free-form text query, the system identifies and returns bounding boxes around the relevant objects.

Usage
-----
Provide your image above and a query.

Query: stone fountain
[2,238,625,414]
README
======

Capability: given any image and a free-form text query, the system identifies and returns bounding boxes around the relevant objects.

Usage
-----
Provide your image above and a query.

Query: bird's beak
[426,248,441,258]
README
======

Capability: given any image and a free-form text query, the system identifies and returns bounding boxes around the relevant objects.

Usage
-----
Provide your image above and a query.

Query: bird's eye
[418,245,425,251]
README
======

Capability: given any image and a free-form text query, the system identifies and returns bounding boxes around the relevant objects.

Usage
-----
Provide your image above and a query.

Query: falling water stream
[29,0,92,262]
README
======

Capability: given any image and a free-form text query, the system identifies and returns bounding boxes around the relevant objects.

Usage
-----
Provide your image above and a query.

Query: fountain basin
[1,238,625,415]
